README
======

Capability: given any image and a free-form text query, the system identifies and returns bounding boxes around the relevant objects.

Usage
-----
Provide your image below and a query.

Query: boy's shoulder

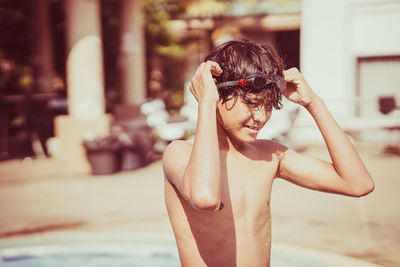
[166,138,194,151]
[162,137,287,164]
[164,137,286,152]
[162,139,193,164]
[248,138,288,161]
[251,138,286,151]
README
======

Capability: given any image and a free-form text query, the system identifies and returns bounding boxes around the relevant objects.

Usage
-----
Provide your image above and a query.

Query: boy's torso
[165,140,280,267]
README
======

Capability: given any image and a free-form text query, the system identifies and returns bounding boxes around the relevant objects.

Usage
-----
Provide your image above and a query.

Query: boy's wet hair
[204,39,285,110]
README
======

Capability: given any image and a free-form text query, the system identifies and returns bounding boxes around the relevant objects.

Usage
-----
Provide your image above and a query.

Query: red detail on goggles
[237,79,248,88]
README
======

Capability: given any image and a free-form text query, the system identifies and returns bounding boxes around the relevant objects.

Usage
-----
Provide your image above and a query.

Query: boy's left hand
[282,67,318,107]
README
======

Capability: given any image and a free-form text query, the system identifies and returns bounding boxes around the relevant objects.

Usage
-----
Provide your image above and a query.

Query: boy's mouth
[244,124,262,132]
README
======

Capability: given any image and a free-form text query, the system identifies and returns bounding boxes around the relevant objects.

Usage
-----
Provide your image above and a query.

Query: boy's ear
[224,94,238,111]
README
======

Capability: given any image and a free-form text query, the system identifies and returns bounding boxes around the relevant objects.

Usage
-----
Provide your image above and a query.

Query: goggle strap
[216,81,239,89]
[216,76,287,91]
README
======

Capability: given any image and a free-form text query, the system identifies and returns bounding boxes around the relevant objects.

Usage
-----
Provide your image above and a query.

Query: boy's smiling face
[217,93,272,143]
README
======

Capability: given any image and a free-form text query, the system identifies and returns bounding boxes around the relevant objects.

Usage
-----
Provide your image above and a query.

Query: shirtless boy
[162,40,374,267]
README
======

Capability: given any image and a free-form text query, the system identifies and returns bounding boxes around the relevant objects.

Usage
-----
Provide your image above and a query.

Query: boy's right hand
[190,61,223,104]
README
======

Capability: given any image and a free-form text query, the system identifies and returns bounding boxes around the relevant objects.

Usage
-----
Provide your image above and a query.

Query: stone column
[55,0,111,171]
[116,0,146,118]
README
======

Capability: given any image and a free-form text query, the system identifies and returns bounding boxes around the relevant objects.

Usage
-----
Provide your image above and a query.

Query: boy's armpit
[273,143,288,161]
[267,141,288,178]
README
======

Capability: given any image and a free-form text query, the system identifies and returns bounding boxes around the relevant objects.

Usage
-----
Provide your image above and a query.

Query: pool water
[1,245,180,267]
[0,232,380,267]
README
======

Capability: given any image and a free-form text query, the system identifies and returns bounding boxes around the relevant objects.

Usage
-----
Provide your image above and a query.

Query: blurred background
[1,0,399,164]
[0,0,399,266]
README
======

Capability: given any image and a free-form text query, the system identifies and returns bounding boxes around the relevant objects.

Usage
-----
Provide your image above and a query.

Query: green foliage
[158,54,186,110]
[141,0,189,111]
[141,0,188,56]
[142,0,194,52]
[157,44,185,58]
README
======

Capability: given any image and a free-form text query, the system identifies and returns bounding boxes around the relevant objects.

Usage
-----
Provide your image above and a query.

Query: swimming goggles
[216,73,287,92]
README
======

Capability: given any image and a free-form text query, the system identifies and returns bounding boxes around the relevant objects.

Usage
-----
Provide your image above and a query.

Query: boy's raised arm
[163,61,223,210]
[277,68,375,197]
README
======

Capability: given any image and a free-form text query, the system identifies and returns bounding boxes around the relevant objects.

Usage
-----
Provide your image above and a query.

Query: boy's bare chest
[223,151,277,184]
[219,154,278,214]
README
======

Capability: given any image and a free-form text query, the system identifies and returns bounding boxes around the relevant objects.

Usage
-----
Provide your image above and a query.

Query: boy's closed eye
[244,100,272,112]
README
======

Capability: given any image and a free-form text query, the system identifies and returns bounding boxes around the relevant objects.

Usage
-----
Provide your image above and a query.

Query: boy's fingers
[205,60,223,76]
[283,67,303,83]
[283,68,296,80]
[283,67,300,74]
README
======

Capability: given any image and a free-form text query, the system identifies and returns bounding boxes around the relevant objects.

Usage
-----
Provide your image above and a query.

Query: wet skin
[165,139,283,266]
[163,61,374,266]
[164,94,283,266]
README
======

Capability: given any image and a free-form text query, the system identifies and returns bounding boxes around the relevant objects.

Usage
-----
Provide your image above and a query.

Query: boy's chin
[232,133,258,144]
[242,137,258,144]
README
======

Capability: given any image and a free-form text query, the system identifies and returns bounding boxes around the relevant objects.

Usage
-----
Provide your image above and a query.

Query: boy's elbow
[190,191,221,211]
[352,178,375,197]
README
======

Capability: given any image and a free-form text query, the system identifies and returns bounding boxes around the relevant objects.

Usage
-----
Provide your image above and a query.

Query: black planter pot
[83,136,121,175]
[85,148,121,175]
[120,146,143,171]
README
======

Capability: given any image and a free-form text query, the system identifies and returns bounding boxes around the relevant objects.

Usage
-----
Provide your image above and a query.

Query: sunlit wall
[295,0,400,144]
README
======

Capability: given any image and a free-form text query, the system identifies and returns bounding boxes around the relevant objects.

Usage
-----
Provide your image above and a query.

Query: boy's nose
[252,109,268,123]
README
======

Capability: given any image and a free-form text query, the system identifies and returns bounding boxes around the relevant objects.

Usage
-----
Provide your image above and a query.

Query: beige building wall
[294,0,400,144]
